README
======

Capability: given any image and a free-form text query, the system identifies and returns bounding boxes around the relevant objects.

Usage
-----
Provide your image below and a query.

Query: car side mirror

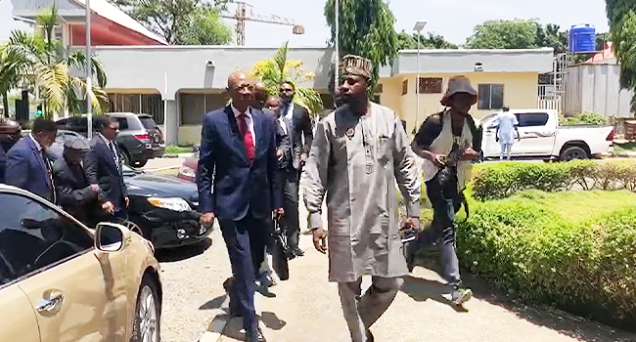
[94,222,131,252]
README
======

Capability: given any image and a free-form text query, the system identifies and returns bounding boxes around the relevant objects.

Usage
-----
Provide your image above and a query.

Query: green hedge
[457,192,636,329]
[471,160,636,200]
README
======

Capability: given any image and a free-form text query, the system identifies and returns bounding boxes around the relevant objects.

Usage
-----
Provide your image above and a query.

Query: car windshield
[139,117,158,129]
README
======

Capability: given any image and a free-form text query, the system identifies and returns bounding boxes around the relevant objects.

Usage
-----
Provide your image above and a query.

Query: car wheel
[131,277,161,342]
[135,159,148,168]
[560,146,588,161]
[119,149,131,166]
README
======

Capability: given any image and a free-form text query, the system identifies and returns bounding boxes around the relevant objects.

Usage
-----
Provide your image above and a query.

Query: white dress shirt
[100,133,119,165]
[278,116,288,135]
[284,102,295,122]
[232,105,256,145]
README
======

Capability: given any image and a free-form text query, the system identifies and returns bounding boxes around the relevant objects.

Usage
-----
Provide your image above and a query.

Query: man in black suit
[84,116,129,222]
[278,81,313,256]
[53,138,100,226]
[197,72,282,342]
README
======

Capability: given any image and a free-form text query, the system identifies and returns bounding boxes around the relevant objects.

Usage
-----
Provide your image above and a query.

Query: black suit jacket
[84,136,128,211]
[287,103,313,161]
[53,156,98,223]
[196,106,282,221]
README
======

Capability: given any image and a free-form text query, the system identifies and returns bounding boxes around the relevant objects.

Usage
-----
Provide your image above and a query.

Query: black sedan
[121,165,213,249]
[46,133,212,249]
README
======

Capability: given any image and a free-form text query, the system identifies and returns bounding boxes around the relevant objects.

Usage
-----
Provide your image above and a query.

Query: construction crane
[221,2,305,46]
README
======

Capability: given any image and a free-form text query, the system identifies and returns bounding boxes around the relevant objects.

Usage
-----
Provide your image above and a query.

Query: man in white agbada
[302,55,421,342]
[493,106,520,160]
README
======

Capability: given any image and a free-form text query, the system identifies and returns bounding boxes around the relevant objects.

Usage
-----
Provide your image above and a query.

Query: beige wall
[379,72,539,135]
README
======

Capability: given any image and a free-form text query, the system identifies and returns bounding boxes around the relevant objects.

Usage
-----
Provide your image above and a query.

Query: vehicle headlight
[179,165,196,178]
[147,197,191,212]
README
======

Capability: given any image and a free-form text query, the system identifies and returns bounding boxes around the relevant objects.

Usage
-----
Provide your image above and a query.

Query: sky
[0,0,611,47]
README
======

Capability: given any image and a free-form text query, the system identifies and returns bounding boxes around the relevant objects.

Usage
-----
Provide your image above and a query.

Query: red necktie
[239,113,255,162]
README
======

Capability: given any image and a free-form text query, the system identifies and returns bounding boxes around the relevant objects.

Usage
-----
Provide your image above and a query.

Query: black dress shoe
[366,329,374,342]
[292,248,304,257]
[245,327,266,342]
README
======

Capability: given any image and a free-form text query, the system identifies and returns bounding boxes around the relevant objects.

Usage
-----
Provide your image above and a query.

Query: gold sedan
[0,185,162,342]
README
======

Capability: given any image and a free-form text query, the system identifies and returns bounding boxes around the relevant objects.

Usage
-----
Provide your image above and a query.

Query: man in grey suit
[279,81,312,256]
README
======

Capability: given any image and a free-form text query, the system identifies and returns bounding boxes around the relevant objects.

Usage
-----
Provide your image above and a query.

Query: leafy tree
[535,23,568,54]
[606,0,636,109]
[249,41,323,117]
[396,31,458,50]
[324,0,397,92]
[109,0,233,45]
[6,5,109,119]
[466,19,538,49]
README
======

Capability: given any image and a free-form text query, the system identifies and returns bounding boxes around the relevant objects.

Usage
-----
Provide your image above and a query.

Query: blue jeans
[419,177,462,286]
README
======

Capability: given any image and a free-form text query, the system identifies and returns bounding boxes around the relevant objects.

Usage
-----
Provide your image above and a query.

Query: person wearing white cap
[409,75,482,306]
[302,55,421,342]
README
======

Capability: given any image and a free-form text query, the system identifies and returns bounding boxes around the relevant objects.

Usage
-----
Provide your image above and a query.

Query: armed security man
[302,55,421,342]
[409,75,482,306]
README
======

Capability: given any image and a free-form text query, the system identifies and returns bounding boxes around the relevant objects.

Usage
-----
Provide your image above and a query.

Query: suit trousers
[338,276,403,342]
[219,213,267,330]
[279,168,300,250]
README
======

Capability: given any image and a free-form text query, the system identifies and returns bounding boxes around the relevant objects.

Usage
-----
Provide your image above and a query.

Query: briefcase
[271,215,292,281]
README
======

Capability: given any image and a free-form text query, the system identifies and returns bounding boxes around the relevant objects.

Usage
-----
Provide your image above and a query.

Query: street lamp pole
[86,0,93,140]
[413,21,427,133]
[334,0,339,97]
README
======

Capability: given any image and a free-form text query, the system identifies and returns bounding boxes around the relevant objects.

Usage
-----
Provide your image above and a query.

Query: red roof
[586,42,614,63]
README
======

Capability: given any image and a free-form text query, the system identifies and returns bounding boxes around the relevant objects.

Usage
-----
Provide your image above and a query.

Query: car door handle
[36,292,64,313]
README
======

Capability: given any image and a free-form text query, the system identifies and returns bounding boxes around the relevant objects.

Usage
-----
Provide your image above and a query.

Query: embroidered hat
[341,55,373,79]
[440,75,478,107]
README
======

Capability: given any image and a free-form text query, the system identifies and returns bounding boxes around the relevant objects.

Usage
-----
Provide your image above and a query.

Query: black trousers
[278,168,300,250]
[219,212,267,330]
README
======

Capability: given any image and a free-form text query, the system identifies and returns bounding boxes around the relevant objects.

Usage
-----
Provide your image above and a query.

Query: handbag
[271,215,292,281]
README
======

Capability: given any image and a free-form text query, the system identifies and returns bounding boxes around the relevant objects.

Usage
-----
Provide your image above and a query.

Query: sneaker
[449,287,472,306]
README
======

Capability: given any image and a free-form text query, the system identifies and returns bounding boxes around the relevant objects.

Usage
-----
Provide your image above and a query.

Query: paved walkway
[195,204,634,342]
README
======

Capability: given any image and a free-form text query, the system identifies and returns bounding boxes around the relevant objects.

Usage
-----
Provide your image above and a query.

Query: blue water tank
[569,24,596,53]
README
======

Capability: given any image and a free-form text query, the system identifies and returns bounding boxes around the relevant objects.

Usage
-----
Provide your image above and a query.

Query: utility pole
[86,0,93,140]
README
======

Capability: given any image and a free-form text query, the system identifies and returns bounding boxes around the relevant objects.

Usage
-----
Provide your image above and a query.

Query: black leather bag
[271,216,292,281]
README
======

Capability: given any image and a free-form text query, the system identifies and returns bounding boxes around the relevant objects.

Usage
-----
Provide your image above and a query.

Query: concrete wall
[564,63,633,118]
[87,46,336,101]
[395,48,554,75]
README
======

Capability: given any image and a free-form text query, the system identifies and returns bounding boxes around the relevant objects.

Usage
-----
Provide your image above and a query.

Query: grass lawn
[613,142,636,153]
[471,189,636,223]
[164,145,193,155]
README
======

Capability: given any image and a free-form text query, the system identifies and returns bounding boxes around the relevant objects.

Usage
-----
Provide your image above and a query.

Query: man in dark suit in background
[84,116,129,221]
[53,138,100,226]
[197,71,282,342]
[5,118,57,203]
[266,95,304,258]
[278,81,313,256]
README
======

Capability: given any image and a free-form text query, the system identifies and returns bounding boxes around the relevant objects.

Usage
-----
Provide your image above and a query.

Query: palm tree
[6,4,109,119]
[0,43,30,117]
[249,41,323,117]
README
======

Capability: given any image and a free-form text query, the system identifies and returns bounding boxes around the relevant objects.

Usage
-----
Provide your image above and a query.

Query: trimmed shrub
[457,193,636,329]
[472,160,636,200]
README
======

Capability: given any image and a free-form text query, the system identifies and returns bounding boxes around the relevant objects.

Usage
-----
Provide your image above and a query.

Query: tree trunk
[1,91,9,118]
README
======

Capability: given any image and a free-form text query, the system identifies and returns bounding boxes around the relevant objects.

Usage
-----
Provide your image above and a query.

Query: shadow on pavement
[199,294,227,310]
[155,237,213,263]
[207,311,287,340]
[405,256,635,342]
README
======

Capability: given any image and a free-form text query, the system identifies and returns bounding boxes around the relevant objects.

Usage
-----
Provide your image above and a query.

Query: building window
[402,80,408,95]
[478,84,504,110]
[108,93,165,124]
[418,77,443,94]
